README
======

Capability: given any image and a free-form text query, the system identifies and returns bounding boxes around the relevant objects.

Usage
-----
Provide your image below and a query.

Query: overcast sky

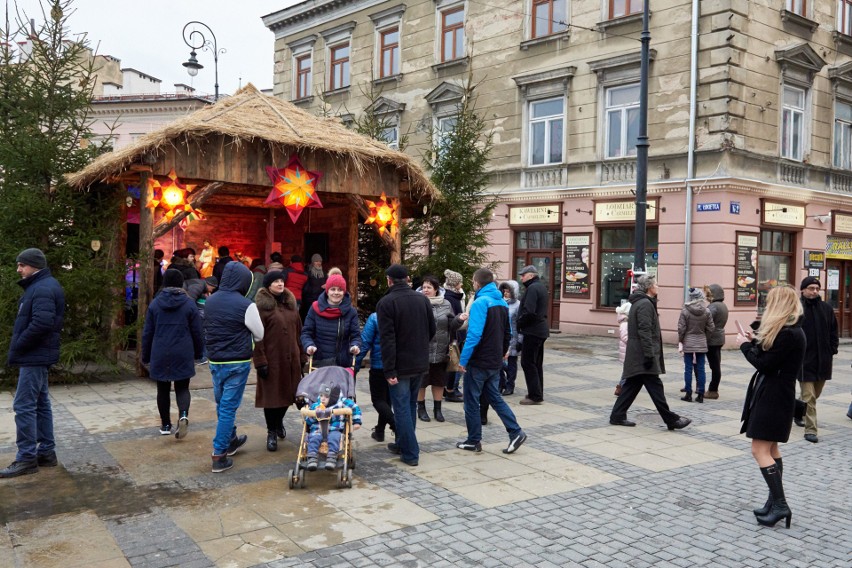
[7,0,301,95]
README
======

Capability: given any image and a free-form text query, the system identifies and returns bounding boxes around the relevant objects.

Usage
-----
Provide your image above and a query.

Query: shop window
[329,43,350,90]
[834,100,852,169]
[610,0,643,19]
[781,85,806,161]
[598,227,658,308]
[841,0,852,35]
[379,27,400,78]
[787,0,806,16]
[529,97,564,166]
[295,54,312,100]
[440,5,465,62]
[757,229,794,311]
[605,83,640,159]
[532,0,568,39]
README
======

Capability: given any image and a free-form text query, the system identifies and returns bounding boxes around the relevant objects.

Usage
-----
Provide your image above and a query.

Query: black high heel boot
[433,401,445,422]
[754,458,782,516]
[756,464,792,528]
[417,401,431,422]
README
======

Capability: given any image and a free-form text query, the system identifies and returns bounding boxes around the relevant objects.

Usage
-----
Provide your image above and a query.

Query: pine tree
[0,0,125,373]
[403,77,496,285]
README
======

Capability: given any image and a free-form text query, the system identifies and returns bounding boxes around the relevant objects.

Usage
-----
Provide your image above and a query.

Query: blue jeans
[500,356,518,391]
[13,366,55,462]
[683,352,706,394]
[388,373,423,462]
[210,362,250,455]
[463,366,522,444]
[307,429,342,457]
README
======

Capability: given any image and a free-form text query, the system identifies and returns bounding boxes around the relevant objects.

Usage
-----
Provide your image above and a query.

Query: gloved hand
[257,365,269,379]
[306,346,317,355]
[349,346,360,355]
[643,356,654,370]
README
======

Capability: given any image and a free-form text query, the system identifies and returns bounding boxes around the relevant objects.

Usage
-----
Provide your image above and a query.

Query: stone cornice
[264,0,386,38]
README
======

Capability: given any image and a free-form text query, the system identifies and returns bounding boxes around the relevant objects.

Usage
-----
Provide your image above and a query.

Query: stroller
[288,360,357,489]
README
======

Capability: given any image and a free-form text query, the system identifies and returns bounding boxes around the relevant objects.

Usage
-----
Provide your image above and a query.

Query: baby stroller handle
[300,407,353,418]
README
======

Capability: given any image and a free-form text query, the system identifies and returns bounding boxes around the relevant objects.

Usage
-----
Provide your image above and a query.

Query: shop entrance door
[519,252,561,329]
[826,260,851,337]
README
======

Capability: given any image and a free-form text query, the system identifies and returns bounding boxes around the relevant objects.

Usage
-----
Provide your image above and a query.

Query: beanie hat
[443,269,462,288]
[325,273,347,291]
[263,270,286,289]
[183,247,196,256]
[311,253,323,263]
[687,287,705,303]
[204,276,218,288]
[268,262,285,272]
[16,248,47,269]
[635,275,656,292]
[800,276,821,290]
[173,248,190,259]
[386,264,409,280]
[163,269,184,288]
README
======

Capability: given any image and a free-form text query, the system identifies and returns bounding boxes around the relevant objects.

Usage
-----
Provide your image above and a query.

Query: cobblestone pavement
[1,334,851,568]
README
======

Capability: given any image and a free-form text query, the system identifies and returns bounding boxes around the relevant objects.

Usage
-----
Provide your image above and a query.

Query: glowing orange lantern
[264,156,323,223]
[147,169,196,221]
[364,192,399,237]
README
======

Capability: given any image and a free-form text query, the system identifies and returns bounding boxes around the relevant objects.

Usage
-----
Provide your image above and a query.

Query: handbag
[446,342,461,372]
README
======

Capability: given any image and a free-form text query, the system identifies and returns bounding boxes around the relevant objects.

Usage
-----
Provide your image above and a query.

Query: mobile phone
[735,320,749,336]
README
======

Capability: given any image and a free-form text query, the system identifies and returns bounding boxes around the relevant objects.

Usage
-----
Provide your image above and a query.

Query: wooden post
[266,208,275,265]
[136,169,153,377]
[348,204,359,306]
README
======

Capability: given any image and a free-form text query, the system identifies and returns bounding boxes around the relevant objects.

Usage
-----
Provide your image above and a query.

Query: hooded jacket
[460,282,511,370]
[252,286,304,408]
[169,256,200,282]
[499,280,522,357]
[622,290,665,378]
[204,262,264,363]
[141,287,203,381]
[677,300,714,354]
[284,262,307,300]
[706,284,729,347]
[615,302,631,363]
[301,291,361,367]
[425,291,457,364]
[800,294,839,381]
[7,268,65,367]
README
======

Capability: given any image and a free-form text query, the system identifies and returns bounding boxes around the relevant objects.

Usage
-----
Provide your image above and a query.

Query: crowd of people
[2,247,851,530]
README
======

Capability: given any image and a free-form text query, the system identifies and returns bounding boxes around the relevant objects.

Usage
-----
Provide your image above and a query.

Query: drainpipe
[683,0,700,301]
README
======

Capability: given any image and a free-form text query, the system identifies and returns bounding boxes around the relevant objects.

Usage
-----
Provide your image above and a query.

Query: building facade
[264,0,852,341]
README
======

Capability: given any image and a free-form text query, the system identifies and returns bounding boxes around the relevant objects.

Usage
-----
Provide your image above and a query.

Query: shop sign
[735,232,758,306]
[562,233,591,298]
[509,205,561,226]
[594,199,658,223]
[827,268,840,291]
[803,250,825,270]
[761,201,804,227]
[832,211,852,236]
[825,236,852,260]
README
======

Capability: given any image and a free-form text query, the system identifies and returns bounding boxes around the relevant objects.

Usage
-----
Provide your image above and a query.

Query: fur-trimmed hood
[255,286,297,311]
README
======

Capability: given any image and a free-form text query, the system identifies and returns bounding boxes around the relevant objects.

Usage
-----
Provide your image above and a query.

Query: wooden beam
[152,181,223,239]
[137,170,152,377]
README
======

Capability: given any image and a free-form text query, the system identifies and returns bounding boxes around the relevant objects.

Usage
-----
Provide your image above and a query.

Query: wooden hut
[67,84,437,364]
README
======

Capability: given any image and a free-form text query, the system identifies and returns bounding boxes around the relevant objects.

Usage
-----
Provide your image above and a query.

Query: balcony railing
[831,171,852,193]
[778,162,806,186]
[602,159,636,183]
[523,166,566,189]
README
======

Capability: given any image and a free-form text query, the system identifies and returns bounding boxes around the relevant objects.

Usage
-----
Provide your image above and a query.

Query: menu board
[563,233,591,298]
[735,232,758,306]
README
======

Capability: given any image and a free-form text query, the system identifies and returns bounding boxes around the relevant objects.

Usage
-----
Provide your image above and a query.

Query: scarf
[309,266,325,279]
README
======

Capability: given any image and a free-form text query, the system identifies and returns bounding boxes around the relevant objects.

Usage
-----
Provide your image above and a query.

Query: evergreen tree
[0,0,124,373]
[403,77,496,285]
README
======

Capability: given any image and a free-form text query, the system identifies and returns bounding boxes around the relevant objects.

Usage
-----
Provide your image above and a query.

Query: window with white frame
[781,85,805,161]
[529,97,564,165]
[840,0,852,35]
[609,0,643,19]
[787,0,806,16]
[329,43,350,90]
[604,84,640,159]
[437,115,458,156]
[288,35,317,101]
[381,126,399,149]
[532,0,568,38]
[440,5,465,62]
[379,27,400,78]
[834,100,852,169]
[295,54,312,99]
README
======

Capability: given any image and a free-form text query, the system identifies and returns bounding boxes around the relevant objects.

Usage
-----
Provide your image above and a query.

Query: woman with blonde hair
[736,285,805,529]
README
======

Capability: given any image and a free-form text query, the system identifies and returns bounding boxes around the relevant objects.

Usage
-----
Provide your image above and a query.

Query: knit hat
[325,273,347,291]
[263,270,286,289]
[443,269,462,288]
[635,274,656,292]
[268,262,285,272]
[204,276,218,288]
[163,269,184,288]
[16,248,47,269]
[800,276,821,290]
[687,287,705,302]
[173,248,190,259]
[386,264,409,280]
[520,265,538,276]
[311,253,323,263]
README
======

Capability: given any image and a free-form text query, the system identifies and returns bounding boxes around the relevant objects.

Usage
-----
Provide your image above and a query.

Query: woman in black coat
[736,285,805,529]
[141,269,204,439]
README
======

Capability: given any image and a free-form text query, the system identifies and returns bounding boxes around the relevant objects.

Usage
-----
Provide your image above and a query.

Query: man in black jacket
[376,264,436,466]
[212,246,233,285]
[517,265,550,404]
[799,276,838,443]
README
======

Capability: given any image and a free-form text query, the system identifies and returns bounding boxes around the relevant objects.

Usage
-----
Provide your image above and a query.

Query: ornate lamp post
[181,21,225,100]
[633,1,651,279]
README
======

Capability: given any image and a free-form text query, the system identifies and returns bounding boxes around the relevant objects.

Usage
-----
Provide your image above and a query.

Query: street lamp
[181,21,225,100]
[633,2,651,278]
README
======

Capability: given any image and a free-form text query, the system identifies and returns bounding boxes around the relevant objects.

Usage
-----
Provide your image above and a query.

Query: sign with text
[803,250,825,270]
[509,205,561,226]
[761,201,805,227]
[825,236,852,260]
[735,232,759,306]
[696,202,720,212]
[594,198,658,223]
[562,233,591,298]
[730,201,740,214]
[832,211,852,236]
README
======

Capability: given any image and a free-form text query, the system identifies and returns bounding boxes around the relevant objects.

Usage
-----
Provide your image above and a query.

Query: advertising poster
[735,232,758,306]
[563,233,591,298]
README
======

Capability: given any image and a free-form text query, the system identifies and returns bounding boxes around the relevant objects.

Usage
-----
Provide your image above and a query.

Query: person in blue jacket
[301,273,361,368]
[0,248,65,478]
[356,312,395,442]
[141,269,204,440]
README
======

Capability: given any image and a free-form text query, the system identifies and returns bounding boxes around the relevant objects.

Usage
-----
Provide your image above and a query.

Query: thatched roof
[66,83,437,200]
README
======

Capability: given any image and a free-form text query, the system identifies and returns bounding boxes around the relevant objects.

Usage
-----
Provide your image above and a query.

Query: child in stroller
[305,384,362,471]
